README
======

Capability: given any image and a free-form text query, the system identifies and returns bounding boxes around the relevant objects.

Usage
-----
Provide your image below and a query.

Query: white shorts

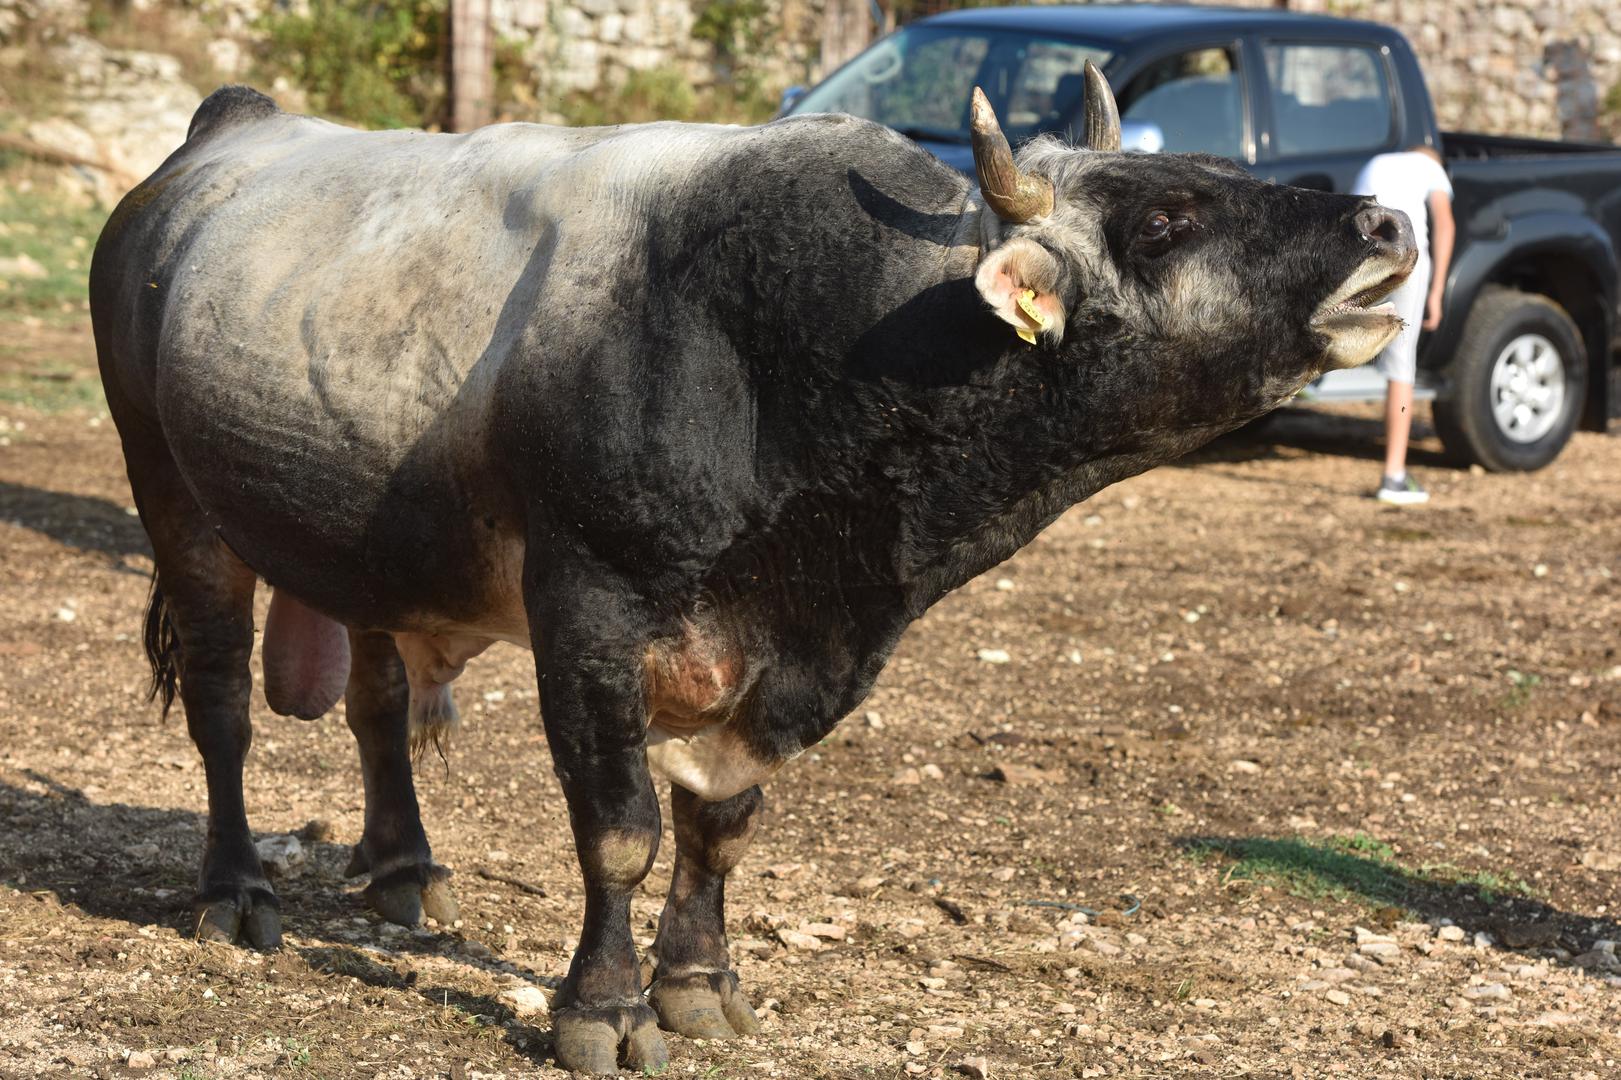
[1375,257,1429,384]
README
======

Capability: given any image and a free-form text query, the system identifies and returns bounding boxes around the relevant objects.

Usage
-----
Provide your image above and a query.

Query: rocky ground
[1,305,1619,1078]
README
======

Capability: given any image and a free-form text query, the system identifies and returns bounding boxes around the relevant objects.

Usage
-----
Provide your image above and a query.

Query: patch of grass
[1182,833,1539,912]
[1377,525,1434,542]
[1501,669,1542,710]
[0,360,105,411]
[0,186,101,324]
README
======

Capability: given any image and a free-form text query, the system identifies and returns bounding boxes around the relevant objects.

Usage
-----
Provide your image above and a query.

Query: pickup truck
[780,3,1621,471]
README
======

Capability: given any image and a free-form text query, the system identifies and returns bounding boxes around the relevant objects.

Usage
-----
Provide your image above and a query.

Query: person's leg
[1375,259,1428,503]
[1383,376,1415,478]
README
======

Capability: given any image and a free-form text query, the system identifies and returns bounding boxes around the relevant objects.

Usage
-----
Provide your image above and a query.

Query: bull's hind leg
[648,784,764,1039]
[342,629,459,927]
[128,457,279,948]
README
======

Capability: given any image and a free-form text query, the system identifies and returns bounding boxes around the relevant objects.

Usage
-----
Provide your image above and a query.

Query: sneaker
[1375,474,1429,506]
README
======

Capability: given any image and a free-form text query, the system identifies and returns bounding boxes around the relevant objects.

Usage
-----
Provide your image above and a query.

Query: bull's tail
[143,571,182,719]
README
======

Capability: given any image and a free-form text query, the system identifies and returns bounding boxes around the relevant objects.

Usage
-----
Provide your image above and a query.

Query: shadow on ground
[0,772,561,1068]
[1182,406,1456,470]
[0,480,150,570]
[1178,833,1621,973]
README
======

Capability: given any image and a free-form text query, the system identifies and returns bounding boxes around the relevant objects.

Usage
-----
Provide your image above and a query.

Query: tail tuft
[143,572,182,719]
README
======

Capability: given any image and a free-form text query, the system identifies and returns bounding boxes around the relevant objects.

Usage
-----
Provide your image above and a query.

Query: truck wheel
[1434,286,1586,472]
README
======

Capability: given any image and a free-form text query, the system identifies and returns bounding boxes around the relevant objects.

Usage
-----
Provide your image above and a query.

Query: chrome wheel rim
[1489,333,1565,444]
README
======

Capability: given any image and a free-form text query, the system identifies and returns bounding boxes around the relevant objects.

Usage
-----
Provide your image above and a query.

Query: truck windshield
[793,26,1114,144]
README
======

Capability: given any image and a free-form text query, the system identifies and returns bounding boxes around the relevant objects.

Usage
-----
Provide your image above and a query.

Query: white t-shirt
[1351,151,1453,256]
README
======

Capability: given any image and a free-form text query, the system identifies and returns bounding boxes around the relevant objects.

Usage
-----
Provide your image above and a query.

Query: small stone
[0,253,48,279]
[1125,932,1147,946]
[995,577,1015,591]
[958,1057,991,1079]
[499,984,550,1017]
[864,710,885,729]
[1358,941,1401,960]
[896,922,927,939]
[253,834,305,878]
[124,842,160,862]
[1436,925,1466,942]
[777,929,824,951]
[296,819,333,843]
[1463,983,1510,1000]
[988,764,1059,785]
[990,867,1016,882]
[976,648,1011,664]
[892,767,922,785]
[1229,759,1262,774]
[918,976,947,990]
[905,1063,928,1076]
[56,606,77,622]
[905,1040,926,1055]
[920,763,945,781]
[127,1050,157,1068]
[928,1023,965,1038]
[1192,997,1217,1009]
[1325,989,1352,1006]
[1473,931,1495,949]
[1580,849,1621,872]
[765,863,804,880]
[1086,938,1121,957]
[1318,967,1357,984]
[800,922,846,941]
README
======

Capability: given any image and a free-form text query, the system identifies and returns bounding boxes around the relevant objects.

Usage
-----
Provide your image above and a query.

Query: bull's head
[967,64,1417,427]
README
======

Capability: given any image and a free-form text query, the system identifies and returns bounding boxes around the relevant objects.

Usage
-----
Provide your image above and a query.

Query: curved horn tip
[1082,61,1122,152]
[970,86,994,130]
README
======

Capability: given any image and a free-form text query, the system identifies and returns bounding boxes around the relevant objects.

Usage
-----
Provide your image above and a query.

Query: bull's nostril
[1369,218,1399,244]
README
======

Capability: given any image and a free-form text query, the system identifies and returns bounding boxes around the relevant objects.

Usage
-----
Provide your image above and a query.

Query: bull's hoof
[193,887,282,950]
[553,1003,668,1075]
[649,969,761,1039]
[363,863,459,928]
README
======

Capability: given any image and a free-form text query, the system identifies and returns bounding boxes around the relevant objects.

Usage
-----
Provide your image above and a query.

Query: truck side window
[1116,46,1243,157]
[1264,42,1394,157]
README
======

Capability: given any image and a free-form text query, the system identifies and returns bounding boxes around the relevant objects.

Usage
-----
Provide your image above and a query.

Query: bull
[90,68,1414,1073]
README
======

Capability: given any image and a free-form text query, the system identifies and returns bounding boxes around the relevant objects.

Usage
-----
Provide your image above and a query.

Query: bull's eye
[1136,210,1195,255]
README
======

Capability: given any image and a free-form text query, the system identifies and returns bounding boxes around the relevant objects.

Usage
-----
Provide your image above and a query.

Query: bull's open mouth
[1311,256,1415,369]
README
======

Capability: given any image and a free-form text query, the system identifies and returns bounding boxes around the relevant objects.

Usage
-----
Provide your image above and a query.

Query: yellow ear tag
[1014,289,1051,344]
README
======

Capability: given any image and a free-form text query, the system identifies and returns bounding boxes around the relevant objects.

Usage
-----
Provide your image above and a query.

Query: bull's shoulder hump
[188,85,281,141]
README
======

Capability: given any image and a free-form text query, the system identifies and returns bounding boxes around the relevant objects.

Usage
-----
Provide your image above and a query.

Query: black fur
[186,85,279,141]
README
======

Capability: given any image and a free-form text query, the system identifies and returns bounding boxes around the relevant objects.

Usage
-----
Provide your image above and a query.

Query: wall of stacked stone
[489,0,827,105]
[1220,0,1621,141]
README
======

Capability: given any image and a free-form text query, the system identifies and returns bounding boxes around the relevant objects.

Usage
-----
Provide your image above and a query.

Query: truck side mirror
[777,86,808,118]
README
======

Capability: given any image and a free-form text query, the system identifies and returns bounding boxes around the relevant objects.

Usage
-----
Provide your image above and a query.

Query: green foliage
[692,0,769,62]
[1501,669,1542,709]
[255,0,447,129]
[1183,833,1538,910]
[556,66,774,127]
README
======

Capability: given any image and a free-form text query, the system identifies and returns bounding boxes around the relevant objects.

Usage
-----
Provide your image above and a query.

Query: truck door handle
[1286,173,1334,192]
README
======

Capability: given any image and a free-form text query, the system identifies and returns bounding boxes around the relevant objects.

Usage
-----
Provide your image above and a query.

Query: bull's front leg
[648,784,763,1039]
[529,577,668,1074]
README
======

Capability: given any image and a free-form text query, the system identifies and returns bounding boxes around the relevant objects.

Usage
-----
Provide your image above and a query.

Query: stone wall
[1222,0,1621,141]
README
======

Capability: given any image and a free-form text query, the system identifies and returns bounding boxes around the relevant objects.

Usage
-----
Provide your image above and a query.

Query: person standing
[1351,145,1454,505]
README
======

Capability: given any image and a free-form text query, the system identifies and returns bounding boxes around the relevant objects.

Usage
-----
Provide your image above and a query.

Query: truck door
[1254,39,1402,192]
[1111,42,1255,165]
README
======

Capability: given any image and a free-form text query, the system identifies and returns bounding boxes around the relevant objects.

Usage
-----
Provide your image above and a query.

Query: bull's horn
[970,86,1054,223]
[1082,61,1121,152]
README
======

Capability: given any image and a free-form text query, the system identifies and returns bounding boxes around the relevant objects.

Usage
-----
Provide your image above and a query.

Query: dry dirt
[1,318,1618,1079]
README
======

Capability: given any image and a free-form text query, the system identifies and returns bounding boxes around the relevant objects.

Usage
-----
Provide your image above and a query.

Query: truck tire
[1433,286,1586,472]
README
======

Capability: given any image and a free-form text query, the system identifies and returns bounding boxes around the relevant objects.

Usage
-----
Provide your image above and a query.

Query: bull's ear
[975,237,1067,344]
